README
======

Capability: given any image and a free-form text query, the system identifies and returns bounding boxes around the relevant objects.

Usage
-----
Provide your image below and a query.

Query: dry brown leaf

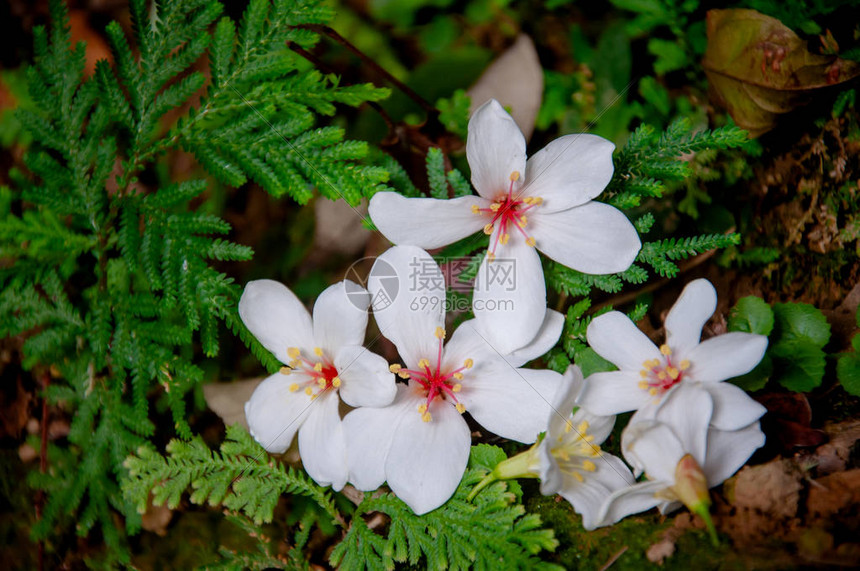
[468,35,543,140]
[141,494,174,536]
[314,198,371,255]
[703,9,860,137]
[202,378,263,429]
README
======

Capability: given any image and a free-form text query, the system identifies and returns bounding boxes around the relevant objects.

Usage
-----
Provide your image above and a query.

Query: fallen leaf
[757,392,828,451]
[703,9,860,137]
[313,197,371,255]
[468,35,543,140]
[202,378,263,430]
[802,420,860,475]
[141,493,174,536]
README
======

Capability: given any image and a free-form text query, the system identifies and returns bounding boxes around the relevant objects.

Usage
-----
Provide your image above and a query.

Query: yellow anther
[490,203,501,212]
[487,252,496,261]
[389,364,402,373]
[314,347,323,356]
[640,369,649,378]
[592,444,602,453]
[573,472,585,483]
[417,404,427,414]
[332,377,341,388]
[452,383,462,392]
[523,196,533,205]
[464,358,474,369]
[509,171,521,181]
[584,434,595,443]
[434,326,446,340]
[559,450,570,461]
[317,378,327,388]
[660,344,672,356]
[519,216,527,226]
[455,403,466,414]
[313,362,323,372]
[526,237,536,247]
[583,460,597,472]
[279,366,292,375]
[680,360,691,370]
[564,421,573,433]
[304,387,313,396]
[453,372,464,380]
[638,381,648,389]
[471,204,480,214]
[422,412,432,423]
[398,371,411,379]
[500,233,510,245]
[311,394,318,401]
[418,358,430,369]
[657,371,667,381]
[287,347,301,359]
[483,224,494,235]
[667,367,679,379]
[578,421,590,434]
[289,359,301,368]
[289,383,299,392]
[649,388,658,396]
[531,197,543,205]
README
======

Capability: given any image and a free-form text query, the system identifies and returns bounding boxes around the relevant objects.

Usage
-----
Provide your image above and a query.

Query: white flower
[579,278,768,431]
[597,384,765,541]
[368,99,641,353]
[469,366,634,529]
[344,245,564,514]
[239,279,396,491]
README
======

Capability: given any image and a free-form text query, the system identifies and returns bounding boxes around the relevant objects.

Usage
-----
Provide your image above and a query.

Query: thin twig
[597,545,628,571]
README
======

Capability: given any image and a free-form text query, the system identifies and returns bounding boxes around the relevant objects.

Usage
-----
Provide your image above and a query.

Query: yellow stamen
[484,223,494,235]
[417,404,427,414]
[564,421,573,433]
[434,326,446,339]
[578,421,590,433]
[680,360,691,370]
[649,388,658,396]
[667,367,679,379]
[422,412,432,423]
[660,344,672,356]
[332,377,341,388]
[471,204,480,214]
[583,460,597,472]
[289,359,301,368]
[455,403,466,414]
[640,369,649,378]
[453,372,463,380]
[452,383,462,392]
[558,450,570,461]
[418,358,430,369]
[313,363,323,372]
[509,171,520,181]
[531,197,543,205]
[398,371,411,379]
[464,358,474,369]
[487,252,496,261]
[289,383,299,392]
[279,366,291,375]
[317,378,327,388]
[304,387,313,395]
[657,371,667,381]
[523,197,534,205]
[638,381,648,389]
[314,347,323,356]
[310,394,317,400]
[573,472,585,482]
[519,216,527,226]
[526,237,536,247]
[389,364,402,373]
[500,233,510,245]
[490,203,501,212]
[288,347,301,359]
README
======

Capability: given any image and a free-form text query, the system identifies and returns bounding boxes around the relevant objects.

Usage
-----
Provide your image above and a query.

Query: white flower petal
[546,366,583,439]
[238,280,314,364]
[558,453,635,530]
[597,479,669,527]
[313,280,370,356]
[703,422,765,487]
[522,133,615,213]
[369,246,445,367]
[571,406,616,445]
[385,395,472,514]
[504,308,564,367]
[702,382,767,431]
[664,279,717,356]
[298,392,348,491]
[636,383,713,467]
[577,371,651,416]
[621,420,686,482]
[472,235,546,355]
[368,193,487,249]
[537,440,563,495]
[529,202,640,274]
[467,99,527,199]
[244,373,314,454]
[440,318,501,375]
[586,311,661,371]
[686,332,768,383]
[334,345,397,408]
[465,366,561,443]
[342,386,413,491]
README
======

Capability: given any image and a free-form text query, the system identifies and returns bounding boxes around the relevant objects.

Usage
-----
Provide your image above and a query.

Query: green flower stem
[467,447,539,502]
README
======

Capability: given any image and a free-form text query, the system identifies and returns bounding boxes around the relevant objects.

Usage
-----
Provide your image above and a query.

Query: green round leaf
[728,296,774,336]
[837,353,860,397]
[773,302,831,348]
[771,340,827,392]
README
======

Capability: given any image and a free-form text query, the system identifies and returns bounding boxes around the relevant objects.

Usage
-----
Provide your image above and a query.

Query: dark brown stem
[296,24,438,117]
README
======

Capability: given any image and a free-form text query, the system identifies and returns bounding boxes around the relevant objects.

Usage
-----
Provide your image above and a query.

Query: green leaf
[837,352,860,396]
[772,303,831,348]
[574,347,616,378]
[771,340,826,392]
[648,38,688,75]
[729,354,772,392]
[728,296,774,336]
